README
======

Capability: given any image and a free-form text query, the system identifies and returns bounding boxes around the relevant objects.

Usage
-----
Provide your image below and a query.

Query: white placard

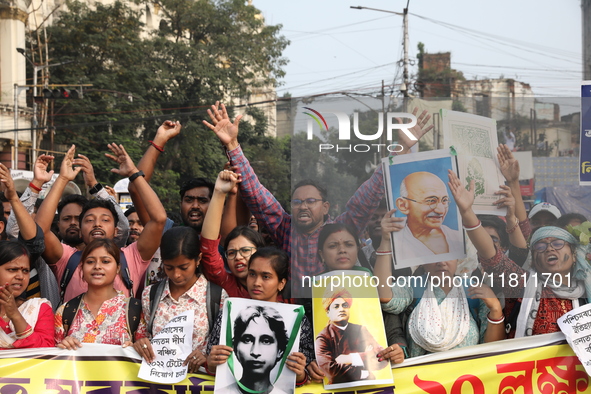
[138,310,194,383]
[557,303,591,375]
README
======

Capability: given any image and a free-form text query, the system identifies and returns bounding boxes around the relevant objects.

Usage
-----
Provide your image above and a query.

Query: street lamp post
[350,5,410,97]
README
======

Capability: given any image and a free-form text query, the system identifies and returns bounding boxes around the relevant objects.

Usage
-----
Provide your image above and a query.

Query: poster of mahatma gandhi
[214,298,305,394]
[383,149,466,269]
[441,109,507,216]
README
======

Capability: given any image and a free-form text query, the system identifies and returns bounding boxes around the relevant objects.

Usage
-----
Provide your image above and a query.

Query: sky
[253,0,583,100]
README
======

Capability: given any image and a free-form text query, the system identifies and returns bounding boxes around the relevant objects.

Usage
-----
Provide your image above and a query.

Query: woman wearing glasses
[448,170,591,338]
[200,170,266,298]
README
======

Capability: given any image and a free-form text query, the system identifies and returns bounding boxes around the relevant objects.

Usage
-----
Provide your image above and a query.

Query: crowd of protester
[0,101,589,387]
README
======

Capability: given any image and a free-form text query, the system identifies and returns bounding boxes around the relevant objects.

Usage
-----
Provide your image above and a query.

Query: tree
[33,0,289,211]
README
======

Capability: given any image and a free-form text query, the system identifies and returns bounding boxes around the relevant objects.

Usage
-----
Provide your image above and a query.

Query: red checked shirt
[228,145,384,292]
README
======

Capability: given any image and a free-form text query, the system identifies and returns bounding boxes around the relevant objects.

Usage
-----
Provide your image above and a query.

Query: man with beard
[36,144,166,302]
[315,288,390,385]
[204,102,433,296]
[126,120,221,236]
[178,178,214,232]
[125,206,144,245]
[55,194,88,249]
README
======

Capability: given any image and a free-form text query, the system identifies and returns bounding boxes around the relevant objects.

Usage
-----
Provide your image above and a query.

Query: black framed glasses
[402,196,449,210]
[290,198,324,208]
[226,246,257,260]
[533,239,567,253]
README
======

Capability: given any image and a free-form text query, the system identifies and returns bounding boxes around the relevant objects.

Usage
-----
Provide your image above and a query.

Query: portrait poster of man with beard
[383,150,466,269]
[312,274,393,390]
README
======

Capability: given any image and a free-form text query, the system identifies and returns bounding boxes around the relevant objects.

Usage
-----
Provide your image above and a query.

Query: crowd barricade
[0,332,589,393]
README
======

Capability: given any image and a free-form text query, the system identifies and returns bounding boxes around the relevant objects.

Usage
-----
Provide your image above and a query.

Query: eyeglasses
[226,246,257,260]
[533,239,567,253]
[490,236,500,244]
[290,198,324,208]
[402,196,449,210]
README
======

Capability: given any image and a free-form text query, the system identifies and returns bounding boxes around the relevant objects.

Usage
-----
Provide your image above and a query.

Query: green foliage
[567,221,591,246]
[35,0,289,211]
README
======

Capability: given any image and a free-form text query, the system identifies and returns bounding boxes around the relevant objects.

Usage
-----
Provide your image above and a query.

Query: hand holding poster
[558,302,591,375]
[382,149,466,269]
[581,81,591,186]
[441,110,506,215]
[312,270,393,390]
[214,298,305,394]
[138,310,194,383]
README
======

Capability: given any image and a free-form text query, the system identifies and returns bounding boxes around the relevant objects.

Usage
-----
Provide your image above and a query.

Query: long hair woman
[133,226,224,373]
[55,238,146,349]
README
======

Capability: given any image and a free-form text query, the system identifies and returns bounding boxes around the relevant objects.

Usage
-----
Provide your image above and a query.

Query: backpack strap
[147,280,167,336]
[119,251,133,297]
[206,281,223,332]
[61,293,84,336]
[125,297,142,340]
[62,250,134,298]
[61,251,83,299]
[357,248,373,272]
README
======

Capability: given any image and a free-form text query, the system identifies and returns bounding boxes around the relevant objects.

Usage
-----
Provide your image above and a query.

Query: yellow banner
[1,333,590,393]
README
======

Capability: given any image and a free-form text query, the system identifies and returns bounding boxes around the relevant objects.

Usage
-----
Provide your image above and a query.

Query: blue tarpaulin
[535,186,591,219]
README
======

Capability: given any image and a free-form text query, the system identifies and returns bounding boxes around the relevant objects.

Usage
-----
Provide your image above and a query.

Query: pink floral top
[54,291,147,344]
[139,276,222,354]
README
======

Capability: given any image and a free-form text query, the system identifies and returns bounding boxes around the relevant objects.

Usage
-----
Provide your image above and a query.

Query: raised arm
[204,102,290,248]
[448,170,496,259]
[0,165,36,240]
[497,144,527,223]
[130,121,181,226]
[493,185,527,249]
[105,143,167,261]
[35,145,81,265]
[373,209,405,303]
[6,154,54,238]
[219,163,250,242]
[336,107,435,235]
[202,170,240,241]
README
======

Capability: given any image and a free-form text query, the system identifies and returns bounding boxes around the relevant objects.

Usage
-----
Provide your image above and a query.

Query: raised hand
[447,170,475,214]
[214,169,241,195]
[202,101,242,150]
[154,120,182,147]
[380,208,405,241]
[493,184,515,218]
[73,154,98,188]
[33,154,55,185]
[397,107,434,152]
[58,145,82,182]
[0,164,17,201]
[105,185,117,198]
[105,143,139,178]
[497,144,520,183]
